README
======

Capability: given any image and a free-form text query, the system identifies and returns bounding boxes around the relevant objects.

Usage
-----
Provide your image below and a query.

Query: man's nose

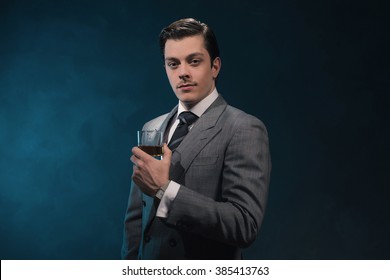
[178,64,190,80]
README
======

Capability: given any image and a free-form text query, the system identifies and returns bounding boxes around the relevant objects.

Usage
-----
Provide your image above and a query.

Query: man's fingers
[162,143,172,162]
[132,146,150,159]
[131,146,153,167]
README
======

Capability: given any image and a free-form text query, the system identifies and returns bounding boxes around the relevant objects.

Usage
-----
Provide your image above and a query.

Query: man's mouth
[177,83,196,89]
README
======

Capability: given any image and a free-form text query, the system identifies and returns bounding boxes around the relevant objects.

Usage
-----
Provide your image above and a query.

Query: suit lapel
[170,96,228,182]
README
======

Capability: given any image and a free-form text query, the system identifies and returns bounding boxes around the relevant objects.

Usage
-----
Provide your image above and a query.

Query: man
[122,18,271,259]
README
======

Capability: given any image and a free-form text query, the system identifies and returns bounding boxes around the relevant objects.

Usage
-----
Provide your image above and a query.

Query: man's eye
[190,59,201,65]
[167,62,178,69]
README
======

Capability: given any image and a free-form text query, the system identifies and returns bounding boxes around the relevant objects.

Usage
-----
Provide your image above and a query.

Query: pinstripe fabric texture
[122,95,271,259]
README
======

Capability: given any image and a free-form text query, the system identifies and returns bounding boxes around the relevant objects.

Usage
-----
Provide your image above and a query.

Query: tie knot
[178,111,198,126]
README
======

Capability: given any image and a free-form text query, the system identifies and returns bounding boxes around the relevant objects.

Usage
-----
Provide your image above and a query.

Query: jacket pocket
[192,155,219,166]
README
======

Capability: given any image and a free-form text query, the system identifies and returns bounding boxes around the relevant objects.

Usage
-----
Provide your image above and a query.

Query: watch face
[156,189,164,200]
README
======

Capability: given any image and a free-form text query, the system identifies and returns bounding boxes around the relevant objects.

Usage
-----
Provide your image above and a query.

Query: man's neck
[178,88,219,117]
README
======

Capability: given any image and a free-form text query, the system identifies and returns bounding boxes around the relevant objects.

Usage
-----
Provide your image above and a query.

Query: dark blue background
[1,0,389,259]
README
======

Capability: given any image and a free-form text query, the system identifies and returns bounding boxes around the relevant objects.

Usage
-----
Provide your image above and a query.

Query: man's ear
[212,57,221,79]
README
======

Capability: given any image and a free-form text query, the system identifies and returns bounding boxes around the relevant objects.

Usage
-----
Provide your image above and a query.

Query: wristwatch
[155,188,165,200]
[155,181,170,200]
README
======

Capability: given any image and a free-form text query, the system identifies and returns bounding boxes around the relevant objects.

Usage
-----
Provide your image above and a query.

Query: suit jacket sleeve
[121,180,143,259]
[164,115,271,247]
[121,113,171,259]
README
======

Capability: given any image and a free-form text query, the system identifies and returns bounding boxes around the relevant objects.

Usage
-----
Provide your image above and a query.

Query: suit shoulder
[143,113,170,130]
[224,105,267,129]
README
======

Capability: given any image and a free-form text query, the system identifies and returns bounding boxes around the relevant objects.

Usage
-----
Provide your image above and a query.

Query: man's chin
[179,98,198,109]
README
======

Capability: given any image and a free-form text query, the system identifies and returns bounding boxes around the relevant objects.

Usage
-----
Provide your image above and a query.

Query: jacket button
[169,239,177,247]
[144,236,151,243]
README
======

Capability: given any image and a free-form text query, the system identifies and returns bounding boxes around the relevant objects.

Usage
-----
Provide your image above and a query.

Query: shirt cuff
[156,181,180,218]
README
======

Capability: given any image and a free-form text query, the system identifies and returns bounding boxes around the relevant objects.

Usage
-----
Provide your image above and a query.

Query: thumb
[162,143,172,162]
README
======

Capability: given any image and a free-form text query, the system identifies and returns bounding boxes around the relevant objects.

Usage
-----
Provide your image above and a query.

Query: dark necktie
[168,111,199,150]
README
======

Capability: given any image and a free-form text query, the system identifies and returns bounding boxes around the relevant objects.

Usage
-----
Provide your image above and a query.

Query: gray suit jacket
[122,96,271,259]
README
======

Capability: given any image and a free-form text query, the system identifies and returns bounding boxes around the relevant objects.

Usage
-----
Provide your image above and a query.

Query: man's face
[164,35,221,109]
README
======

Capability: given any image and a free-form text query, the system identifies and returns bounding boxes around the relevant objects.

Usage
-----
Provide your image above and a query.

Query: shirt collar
[177,88,219,118]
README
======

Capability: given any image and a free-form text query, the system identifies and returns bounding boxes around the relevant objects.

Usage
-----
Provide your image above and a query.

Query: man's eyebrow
[187,53,205,59]
[165,57,179,61]
[165,52,205,61]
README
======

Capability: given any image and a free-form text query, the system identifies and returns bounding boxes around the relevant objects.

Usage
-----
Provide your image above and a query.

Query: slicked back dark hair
[159,18,220,65]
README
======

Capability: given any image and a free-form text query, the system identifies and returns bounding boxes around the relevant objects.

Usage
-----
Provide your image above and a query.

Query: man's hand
[130,143,172,197]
